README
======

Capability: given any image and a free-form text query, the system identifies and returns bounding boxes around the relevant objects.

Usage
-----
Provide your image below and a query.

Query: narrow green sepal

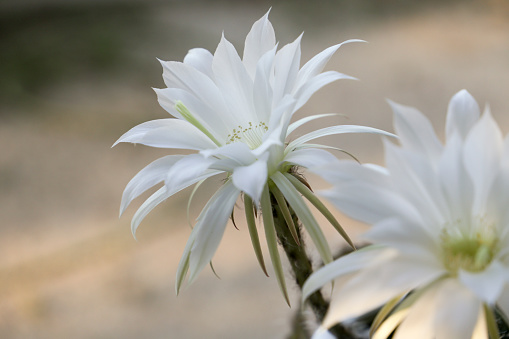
[244,195,269,277]
[176,250,191,295]
[285,172,355,249]
[209,261,221,280]
[261,184,291,306]
[271,172,333,265]
[270,184,300,246]
[484,304,500,339]
[187,179,206,229]
[370,294,404,337]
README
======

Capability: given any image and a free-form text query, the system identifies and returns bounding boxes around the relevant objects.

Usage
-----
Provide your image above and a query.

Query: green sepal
[261,183,290,306]
[270,184,300,246]
[271,172,333,265]
[370,294,405,337]
[176,250,191,295]
[285,172,355,249]
[187,179,206,229]
[244,195,268,277]
[484,304,500,339]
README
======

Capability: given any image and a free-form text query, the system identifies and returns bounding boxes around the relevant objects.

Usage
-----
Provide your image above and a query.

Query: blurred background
[1,0,509,338]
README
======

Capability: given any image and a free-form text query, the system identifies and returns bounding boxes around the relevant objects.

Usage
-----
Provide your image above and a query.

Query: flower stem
[269,192,357,338]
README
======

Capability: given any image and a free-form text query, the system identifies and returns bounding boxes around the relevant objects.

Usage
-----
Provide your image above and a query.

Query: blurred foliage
[0,3,151,106]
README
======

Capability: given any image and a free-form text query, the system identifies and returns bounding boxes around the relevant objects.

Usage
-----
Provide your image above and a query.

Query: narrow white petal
[232,159,268,203]
[459,260,509,305]
[320,181,422,226]
[362,218,441,259]
[295,39,363,89]
[165,154,215,192]
[120,155,185,215]
[266,94,296,141]
[323,250,436,328]
[187,181,241,283]
[446,89,481,141]
[154,87,229,142]
[201,142,257,167]
[212,34,256,123]
[311,328,336,339]
[113,119,218,150]
[384,140,449,227]
[287,113,340,136]
[471,307,489,339]
[438,132,474,222]
[287,125,395,152]
[159,60,231,120]
[388,99,443,162]
[311,160,390,189]
[433,279,481,339]
[283,148,339,169]
[463,109,503,215]
[273,34,302,103]
[393,284,442,339]
[302,246,387,301]
[131,167,221,237]
[243,10,276,78]
[294,71,356,111]
[253,48,276,124]
[131,186,171,237]
[183,48,214,78]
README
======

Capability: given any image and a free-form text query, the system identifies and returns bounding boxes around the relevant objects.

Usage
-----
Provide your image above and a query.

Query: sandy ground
[1,1,509,338]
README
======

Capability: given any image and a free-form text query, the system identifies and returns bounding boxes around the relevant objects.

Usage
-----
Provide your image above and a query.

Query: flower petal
[287,113,340,136]
[159,60,232,121]
[287,125,395,152]
[187,180,241,284]
[294,71,356,111]
[243,10,276,78]
[459,260,509,305]
[311,159,390,189]
[131,186,171,238]
[120,155,185,216]
[273,34,302,103]
[302,245,386,301]
[183,48,214,78]
[252,47,276,124]
[322,249,437,328]
[165,154,216,193]
[463,108,503,215]
[113,119,218,150]
[201,142,257,167]
[232,159,268,203]
[295,39,363,89]
[212,34,256,124]
[320,181,422,226]
[446,89,481,141]
[283,148,339,169]
[154,87,229,143]
[438,132,474,222]
[388,99,443,162]
[433,279,481,339]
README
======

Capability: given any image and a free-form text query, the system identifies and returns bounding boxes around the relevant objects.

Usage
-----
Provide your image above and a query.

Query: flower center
[440,219,498,274]
[226,122,268,149]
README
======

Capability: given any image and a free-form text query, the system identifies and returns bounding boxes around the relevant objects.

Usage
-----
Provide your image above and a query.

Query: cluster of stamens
[226,121,268,149]
[440,218,498,274]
